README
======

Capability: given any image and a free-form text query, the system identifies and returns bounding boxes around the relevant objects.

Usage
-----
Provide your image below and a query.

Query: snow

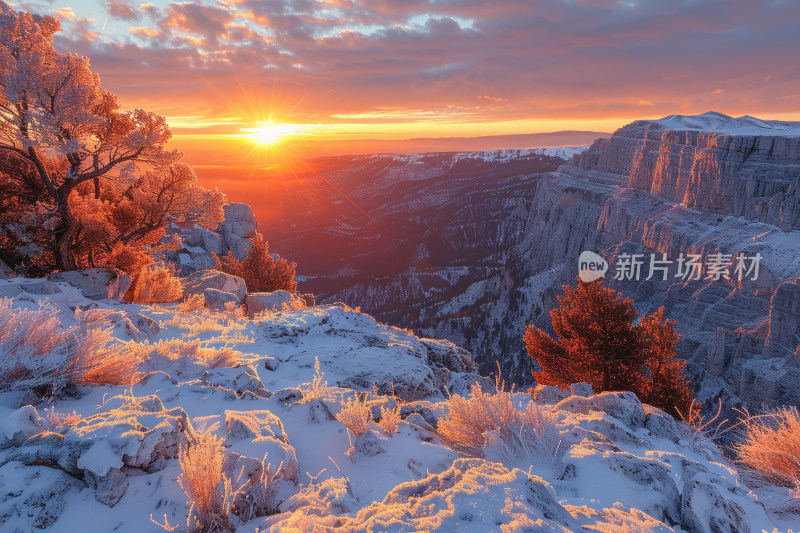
[651,111,800,137]
[76,439,123,477]
[0,277,793,532]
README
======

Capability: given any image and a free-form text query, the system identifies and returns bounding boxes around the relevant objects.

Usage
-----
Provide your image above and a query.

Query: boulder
[48,268,131,300]
[220,203,258,239]
[1,406,43,449]
[124,313,160,342]
[224,410,289,442]
[181,270,247,303]
[420,338,478,373]
[570,382,593,397]
[680,480,750,533]
[186,225,223,255]
[555,391,646,429]
[204,288,241,312]
[21,280,62,295]
[246,290,299,316]
[222,231,253,261]
[532,384,570,405]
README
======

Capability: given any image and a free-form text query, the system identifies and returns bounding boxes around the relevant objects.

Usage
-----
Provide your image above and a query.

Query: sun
[242,120,298,146]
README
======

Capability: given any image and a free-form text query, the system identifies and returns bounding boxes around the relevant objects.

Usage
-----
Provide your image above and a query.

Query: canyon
[267,113,800,414]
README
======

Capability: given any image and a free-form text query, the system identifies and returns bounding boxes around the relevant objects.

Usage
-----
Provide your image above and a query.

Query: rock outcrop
[161,202,262,275]
[181,269,247,303]
[47,268,131,300]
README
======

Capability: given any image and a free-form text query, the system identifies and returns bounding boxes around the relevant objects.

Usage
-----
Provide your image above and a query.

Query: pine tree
[524,278,694,416]
[215,236,297,294]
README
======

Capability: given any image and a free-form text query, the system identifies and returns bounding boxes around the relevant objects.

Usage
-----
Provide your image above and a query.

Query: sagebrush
[0,299,141,394]
[178,432,237,533]
[736,407,800,494]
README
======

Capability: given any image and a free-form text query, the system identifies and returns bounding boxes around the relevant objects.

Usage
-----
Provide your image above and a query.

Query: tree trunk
[53,185,78,271]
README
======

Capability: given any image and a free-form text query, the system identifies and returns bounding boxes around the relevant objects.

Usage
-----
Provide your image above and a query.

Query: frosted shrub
[737,407,800,498]
[336,394,372,437]
[436,382,518,457]
[299,357,329,402]
[378,403,401,437]
[42,406,81,431]
[178,432,237,533]
[236,457,285,521]
[130,264,183,303]
[436,382,563,476]
[0,298,141,394]
[144,339,244,370]
[178,293,206,313]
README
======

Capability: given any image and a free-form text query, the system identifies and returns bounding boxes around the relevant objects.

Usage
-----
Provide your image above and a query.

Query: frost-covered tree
[0,2,224,271]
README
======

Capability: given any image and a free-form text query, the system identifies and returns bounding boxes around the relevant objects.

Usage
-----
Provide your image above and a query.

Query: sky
[7,0,800,208]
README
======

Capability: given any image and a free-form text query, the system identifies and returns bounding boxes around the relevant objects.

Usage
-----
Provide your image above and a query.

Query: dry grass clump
[42,406,81,430]
[178,432,237,533]
[377,403,401,437]
[146,338,244,369]
[129,264,184,304]
[434,381,563,474]
[298,357,329,403]
[336,394,372,437]
[0,298,142,394]
[736,407,800,494]
[178,293,206,313]
[236,457,285,521]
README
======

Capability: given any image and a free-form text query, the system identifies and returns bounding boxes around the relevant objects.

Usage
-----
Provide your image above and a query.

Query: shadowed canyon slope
[267,114,800,413]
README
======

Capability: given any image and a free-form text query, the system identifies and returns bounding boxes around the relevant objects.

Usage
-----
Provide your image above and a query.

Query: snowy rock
[559,444,681,524]
[0,462,86,529]
[185,225,223,255]
[21,280,62,295]
[264,458,577,531]
[532,384,570,405]
[5,397,193,483]
[680,479,750,533]
[246,290,298,316]
[203,288,241,312]
[643,405,681,442]
[570,382,593,397]
[420,338,478,373]
[221,203,258,239]
[225,410,289,442]
[181,269,247,303]
[47,268,131,300]
[1,406,43,448]
[85,467,129,507]
[124,313,160,342]
[555,391,646,429]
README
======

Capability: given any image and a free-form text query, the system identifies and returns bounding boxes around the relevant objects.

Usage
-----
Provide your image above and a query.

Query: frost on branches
[0,2,224,275]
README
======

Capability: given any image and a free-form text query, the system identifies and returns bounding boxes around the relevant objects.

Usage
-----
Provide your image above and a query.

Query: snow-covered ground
[0,276,795,532]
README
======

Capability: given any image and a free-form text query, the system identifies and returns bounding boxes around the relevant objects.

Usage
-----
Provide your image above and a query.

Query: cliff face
[517,113,800,412]
[573,114,800,230]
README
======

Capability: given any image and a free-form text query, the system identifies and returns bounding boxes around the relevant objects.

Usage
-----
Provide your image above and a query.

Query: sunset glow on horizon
[18,0,799,207]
